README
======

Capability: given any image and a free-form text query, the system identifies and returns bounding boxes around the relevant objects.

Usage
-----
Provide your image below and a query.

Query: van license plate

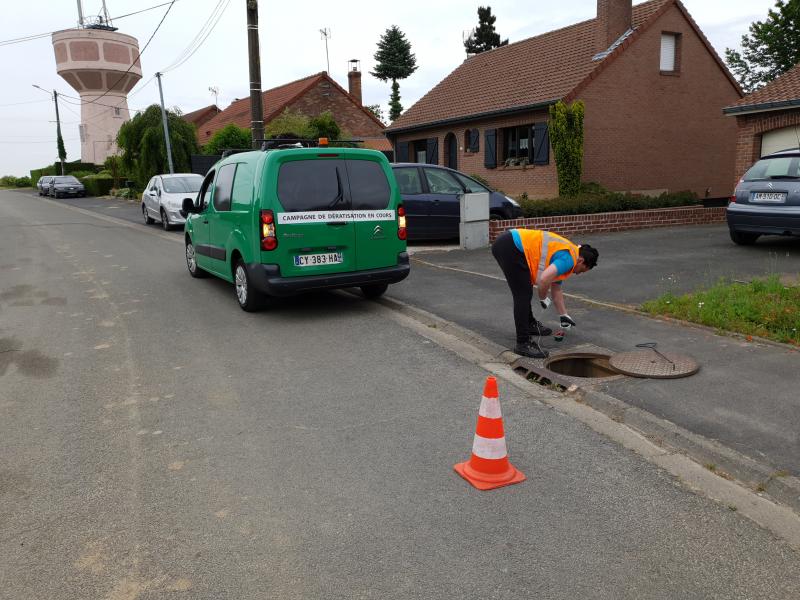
[294,252,343,267]
[751,192,786,203]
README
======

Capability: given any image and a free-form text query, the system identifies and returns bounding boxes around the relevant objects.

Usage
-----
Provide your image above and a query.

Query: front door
[445,133,457,170]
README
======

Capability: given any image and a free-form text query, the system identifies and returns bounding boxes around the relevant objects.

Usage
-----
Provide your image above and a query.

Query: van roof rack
[255,138,365,151]
[220,148,255,158]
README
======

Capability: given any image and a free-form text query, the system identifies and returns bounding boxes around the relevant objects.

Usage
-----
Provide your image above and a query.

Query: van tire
[234,259,265,312]
[143,204,155,224]
[361,283,388,299]
[185,238,208,278]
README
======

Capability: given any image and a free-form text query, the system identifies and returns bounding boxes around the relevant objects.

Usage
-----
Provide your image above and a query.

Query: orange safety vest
[515,229,580,285]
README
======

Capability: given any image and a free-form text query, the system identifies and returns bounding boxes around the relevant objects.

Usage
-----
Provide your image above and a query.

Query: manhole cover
[609,350,699,379]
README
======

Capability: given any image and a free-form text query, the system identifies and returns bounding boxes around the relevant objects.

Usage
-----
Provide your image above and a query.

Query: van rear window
[278,160,349,212]
[346,160,390,210]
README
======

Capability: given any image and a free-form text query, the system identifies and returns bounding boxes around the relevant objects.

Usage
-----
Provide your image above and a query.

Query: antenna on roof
[209,86,220,107]
[320,28,331,74]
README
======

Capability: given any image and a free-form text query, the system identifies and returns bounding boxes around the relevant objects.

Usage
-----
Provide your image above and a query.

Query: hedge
[81,174,114,197]
[30,161,98,182]
[0,175,32,188]
[517,184,699,218]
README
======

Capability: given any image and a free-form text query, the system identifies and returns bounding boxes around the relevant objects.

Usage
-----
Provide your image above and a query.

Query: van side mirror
[180,197,196,217]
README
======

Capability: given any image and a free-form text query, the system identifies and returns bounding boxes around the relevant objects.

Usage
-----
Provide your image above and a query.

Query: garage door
[761,126,800,156]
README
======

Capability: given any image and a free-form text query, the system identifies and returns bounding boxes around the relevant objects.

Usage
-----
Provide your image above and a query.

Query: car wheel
[161,209,171,231]
[729,229,759,245]
[234,259,265,312]
[142,204,154,224]
[361,283,388,299]
[185,238,207,278]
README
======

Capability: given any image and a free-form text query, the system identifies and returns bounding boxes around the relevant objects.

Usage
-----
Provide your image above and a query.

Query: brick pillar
[596,0,632,53]
[348,69,362,106]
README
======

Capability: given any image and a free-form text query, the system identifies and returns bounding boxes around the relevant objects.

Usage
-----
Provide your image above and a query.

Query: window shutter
[533,122,549,165]
[484,129,497,169]
[660,33,676,71]
[396,140,409,162]
[426,137,439,165]
[469,128,480,152]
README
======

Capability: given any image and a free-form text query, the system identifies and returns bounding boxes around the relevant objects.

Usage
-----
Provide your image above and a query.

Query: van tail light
[397,205,407,240]
[260,209,278,250]
[728,195,736,205]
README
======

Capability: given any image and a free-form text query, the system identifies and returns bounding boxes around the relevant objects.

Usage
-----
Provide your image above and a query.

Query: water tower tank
[52,28,142,164]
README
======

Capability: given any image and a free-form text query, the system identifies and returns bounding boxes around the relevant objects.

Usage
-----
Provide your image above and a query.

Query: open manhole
[544,353,619,379]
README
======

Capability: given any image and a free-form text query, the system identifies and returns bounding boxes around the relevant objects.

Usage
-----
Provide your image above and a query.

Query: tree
[203,124,251,155]
[364,104,386,124]
[116,104,199,187]
[725,0,800,93]
[104,154,124,189]
[464,6,508,54]
[548,100,585,197]
[264,108,313,140]
[370,25,418,122]
[308,111,341,140]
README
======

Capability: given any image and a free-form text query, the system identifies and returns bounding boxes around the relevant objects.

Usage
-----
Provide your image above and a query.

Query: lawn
[641,276,800,346]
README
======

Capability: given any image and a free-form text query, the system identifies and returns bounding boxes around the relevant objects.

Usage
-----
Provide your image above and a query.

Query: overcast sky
[0,0,776,176]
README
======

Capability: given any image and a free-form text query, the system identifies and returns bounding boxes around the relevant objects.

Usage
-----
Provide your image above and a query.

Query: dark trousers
[492,230,536,343]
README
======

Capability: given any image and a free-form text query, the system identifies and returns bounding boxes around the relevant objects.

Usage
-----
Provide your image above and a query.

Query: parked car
[390,163,523,240]
[48,175,85,198]
[727,148,800,245]
[142,173,204,230]
[181,144,410,311]
[36,175,54,196]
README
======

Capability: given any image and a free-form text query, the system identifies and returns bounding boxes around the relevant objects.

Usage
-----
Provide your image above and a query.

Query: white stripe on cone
[472,434,508,460]
[478,396,502,419]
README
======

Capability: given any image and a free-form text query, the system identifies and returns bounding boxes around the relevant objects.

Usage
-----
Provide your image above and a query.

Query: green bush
[517,184,699,218]
[81,174,114,197]
[0,175,32,188]
[549,100,585,197]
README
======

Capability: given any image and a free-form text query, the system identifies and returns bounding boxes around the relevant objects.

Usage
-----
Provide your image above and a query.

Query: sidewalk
[392,226,800,507]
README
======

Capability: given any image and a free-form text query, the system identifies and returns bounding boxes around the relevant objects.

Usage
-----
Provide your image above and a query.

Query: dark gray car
[727,149,800,245]
[48,175,86,198]
[36,176,53,196]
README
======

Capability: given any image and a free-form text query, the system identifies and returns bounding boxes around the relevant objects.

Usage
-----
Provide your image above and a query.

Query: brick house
[197,69,390,151]
[723,62,800,183]
[181,104,220,130]
[385,0,742,199]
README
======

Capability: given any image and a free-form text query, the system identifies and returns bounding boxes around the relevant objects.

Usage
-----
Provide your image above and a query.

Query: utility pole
[155,72,175,174]
[53,90,66,175]
[246,0,264,148]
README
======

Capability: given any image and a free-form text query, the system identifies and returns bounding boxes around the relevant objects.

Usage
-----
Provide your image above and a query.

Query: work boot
[529,319,552,337]
[514,341,549,359]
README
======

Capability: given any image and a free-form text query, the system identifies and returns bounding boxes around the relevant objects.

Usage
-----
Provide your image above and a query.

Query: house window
[660,33,681,73]
[502,125,532,162]
[114,107,121,117]
[412,139,427,163]
[464,128,479,153]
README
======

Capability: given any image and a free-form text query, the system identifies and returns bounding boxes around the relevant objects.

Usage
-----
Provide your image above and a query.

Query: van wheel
[361,283,388,299]
[143,204,154,224]
[161,209,171,231]
[185,238,207,278]
[730,229,759,245]
[234,259,265,312]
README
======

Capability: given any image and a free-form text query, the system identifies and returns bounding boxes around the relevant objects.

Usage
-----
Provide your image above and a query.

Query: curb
[376,293,800,515]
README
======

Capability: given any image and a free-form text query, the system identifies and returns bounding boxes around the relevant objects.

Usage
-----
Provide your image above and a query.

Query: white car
[142,173,204,230]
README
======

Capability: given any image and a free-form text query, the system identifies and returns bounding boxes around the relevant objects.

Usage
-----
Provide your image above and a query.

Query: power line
[160,0,230,74]
[0,98,51,107]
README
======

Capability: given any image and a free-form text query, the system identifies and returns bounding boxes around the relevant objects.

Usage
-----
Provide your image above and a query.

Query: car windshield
[743,157,800,181]
[55,176,80,184]
[162,176,203,193]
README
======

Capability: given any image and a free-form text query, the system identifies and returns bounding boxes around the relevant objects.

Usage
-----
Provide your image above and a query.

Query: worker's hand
[560,314,576,329]
[540,297,552,310]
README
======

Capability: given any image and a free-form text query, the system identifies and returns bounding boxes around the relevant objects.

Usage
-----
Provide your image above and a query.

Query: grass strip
[641,276,800,346]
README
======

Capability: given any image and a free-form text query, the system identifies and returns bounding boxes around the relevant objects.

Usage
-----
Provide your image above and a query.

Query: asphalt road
[2,190,799,598]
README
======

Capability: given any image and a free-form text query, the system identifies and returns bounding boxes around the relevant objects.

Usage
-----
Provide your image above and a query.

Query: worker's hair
[579,244,599,269]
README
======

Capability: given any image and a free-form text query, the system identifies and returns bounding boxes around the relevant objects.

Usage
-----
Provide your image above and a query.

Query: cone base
[454,460,526,490]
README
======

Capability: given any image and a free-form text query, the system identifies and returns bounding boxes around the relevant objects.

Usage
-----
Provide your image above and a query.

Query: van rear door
[274,158,357,277]
[345,158,400,271]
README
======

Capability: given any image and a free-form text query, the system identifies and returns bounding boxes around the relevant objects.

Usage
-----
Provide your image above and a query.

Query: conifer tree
[464,6,508,55]
[371,26,418,122]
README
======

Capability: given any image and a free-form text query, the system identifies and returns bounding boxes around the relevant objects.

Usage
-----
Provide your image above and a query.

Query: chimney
[596,0,632,54]
[347,59,362,106]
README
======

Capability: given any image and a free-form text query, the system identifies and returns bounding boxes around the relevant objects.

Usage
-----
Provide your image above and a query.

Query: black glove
[560,314,576,329]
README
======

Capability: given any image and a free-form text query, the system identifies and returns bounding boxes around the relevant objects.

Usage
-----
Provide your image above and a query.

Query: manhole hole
[544,353,618,378]
[609,350,699,379]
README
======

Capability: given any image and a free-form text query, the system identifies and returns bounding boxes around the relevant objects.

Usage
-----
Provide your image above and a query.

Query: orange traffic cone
[454,376,526,490]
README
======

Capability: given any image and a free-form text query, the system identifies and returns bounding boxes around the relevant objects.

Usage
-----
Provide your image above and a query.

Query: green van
[180,144,410,311]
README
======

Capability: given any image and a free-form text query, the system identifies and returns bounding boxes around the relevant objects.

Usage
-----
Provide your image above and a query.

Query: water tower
[52,1,142,165]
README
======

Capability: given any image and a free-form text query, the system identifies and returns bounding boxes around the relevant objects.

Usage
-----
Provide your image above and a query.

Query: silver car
[37,175,54,196]
[142,173,204,231]
[727,149,800,245]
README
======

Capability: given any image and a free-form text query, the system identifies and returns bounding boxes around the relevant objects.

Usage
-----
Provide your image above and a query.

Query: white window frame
[660,33,678,72]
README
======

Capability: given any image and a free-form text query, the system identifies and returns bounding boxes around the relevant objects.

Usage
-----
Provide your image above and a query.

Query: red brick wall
[733,108,800,185]
[288,81,384,139]
[390,109,559,198]
[488,205,726,242]
[580,3,741,198]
